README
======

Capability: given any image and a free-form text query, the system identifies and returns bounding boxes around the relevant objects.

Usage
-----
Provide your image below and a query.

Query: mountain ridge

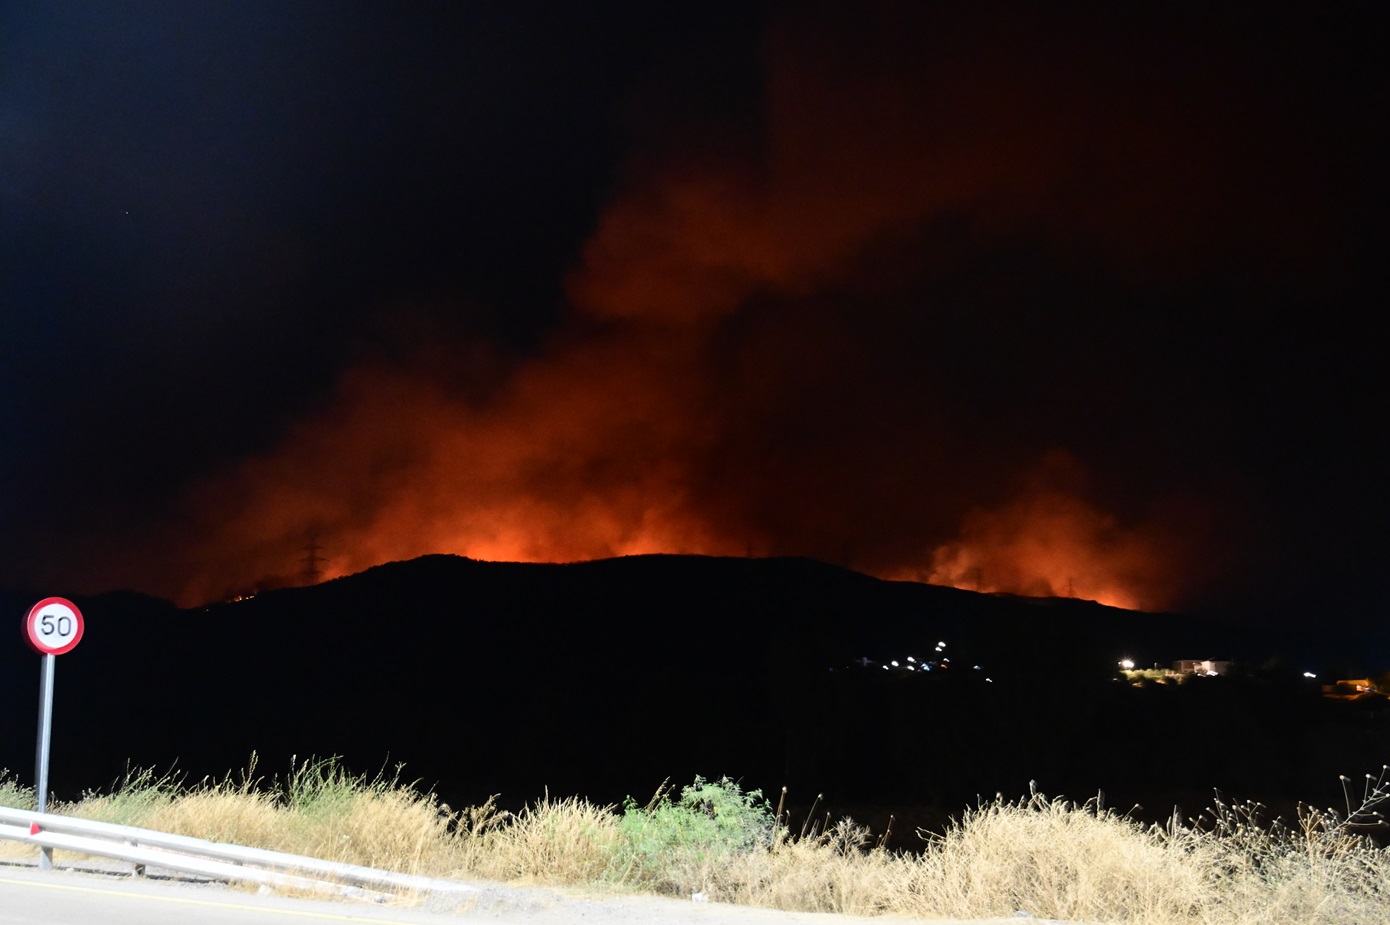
[2,554,1379,828]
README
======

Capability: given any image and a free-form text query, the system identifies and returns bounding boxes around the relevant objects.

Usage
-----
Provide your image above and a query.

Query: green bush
[610,776,775,893]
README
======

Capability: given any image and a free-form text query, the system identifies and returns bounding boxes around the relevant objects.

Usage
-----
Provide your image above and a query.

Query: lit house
[1172,660,1231,677]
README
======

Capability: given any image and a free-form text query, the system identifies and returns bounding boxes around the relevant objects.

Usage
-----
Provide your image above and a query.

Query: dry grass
[675,782,1390,925]
[455,793,619,884]
[1166,781,1390,925]
[905,789,1216,922]
[6,759,1390,924]
[0,769,35,860]
[718,818,918,915]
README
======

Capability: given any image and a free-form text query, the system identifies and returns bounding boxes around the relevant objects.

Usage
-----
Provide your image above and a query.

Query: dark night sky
[1,2,1384,628]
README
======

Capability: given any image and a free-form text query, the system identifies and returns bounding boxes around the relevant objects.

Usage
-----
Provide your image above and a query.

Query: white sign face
[24,597,85,655]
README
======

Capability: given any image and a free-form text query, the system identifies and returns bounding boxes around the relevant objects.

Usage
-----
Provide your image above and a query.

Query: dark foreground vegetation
[5,758,1390,924]
[3,555,1387,845]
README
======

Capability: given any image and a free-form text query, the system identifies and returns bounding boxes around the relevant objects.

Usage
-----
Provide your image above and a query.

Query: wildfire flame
[104,5,1272,611]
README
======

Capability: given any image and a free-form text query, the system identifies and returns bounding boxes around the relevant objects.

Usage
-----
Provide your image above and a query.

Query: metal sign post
[23,597,85,871]
[36,654,55,804]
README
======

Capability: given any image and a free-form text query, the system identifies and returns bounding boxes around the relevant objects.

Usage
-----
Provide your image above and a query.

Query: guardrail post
[126,837,146,877]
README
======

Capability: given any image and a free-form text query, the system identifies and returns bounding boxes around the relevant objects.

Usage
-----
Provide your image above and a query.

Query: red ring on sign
[23,597,85,656]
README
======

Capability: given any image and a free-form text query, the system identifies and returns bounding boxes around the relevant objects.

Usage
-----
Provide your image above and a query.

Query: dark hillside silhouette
[4,556,1385,834]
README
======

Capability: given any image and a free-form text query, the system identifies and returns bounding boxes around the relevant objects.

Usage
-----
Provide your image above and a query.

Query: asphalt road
[0,860,1068,925]
[0,865,478,925]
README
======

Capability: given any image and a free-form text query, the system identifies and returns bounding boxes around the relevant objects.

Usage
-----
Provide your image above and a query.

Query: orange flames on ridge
[106,5,1270,611]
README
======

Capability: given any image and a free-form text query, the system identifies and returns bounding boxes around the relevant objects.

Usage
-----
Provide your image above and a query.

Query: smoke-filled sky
[2,2,1383,625]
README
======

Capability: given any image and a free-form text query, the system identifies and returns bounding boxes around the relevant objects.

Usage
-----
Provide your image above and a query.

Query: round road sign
[24,597,84,655]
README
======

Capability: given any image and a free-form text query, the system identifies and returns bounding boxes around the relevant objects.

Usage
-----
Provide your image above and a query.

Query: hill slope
[1,555,1376,821]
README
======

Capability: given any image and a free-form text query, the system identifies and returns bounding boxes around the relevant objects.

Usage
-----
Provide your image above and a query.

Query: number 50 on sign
[24,597,84,655]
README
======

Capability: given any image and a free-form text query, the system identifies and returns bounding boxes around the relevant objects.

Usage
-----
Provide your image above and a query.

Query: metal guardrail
[0,805,477,900]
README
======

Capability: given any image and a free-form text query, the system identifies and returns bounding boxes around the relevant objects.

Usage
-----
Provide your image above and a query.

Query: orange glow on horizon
[111,11,1242,613]
[898,458,1175,612]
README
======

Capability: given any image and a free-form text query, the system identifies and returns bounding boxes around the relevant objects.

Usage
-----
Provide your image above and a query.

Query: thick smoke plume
[908,450,1215,612]
[130,5,1316,609]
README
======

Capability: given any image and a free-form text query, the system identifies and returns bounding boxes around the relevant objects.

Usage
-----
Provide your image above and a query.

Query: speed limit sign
[24,597,84,655]
[25,596,85,867]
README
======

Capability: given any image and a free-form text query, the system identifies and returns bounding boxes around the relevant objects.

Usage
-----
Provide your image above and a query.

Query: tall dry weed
[456,794,618,884]
[716,818,917,914]
[1170,775,1390,925]
[275,757,456,873]
[904,788,1214,923]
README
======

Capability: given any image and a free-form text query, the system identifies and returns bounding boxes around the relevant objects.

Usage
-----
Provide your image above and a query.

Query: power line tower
[301,534,325,585]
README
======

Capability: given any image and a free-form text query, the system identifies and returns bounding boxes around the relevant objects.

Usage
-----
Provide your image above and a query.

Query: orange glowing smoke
[898,451,1224,612]
[911,463,1159,611]
[105,5,1290,608]
[925,495,1151,610]
[156,337,748,605]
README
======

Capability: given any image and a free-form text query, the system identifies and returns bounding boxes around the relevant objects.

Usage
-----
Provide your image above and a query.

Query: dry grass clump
[61,765,183,826]
[454,793,619,884]
[894,774,1390,925]
[8,758,1390,924]
[0,769,35,860]
[51,757,461,877]
[632,790,1205,921]
[715,816,919,915]
[272,758,455,872]
[905,788,1215,922]
[0,769,34,811]
[139,787,285,850]
[690,781,1390,925]
[1170,775,1390,925]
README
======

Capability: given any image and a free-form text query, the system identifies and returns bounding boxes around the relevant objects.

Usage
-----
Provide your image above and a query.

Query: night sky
[2,2,1383,628]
